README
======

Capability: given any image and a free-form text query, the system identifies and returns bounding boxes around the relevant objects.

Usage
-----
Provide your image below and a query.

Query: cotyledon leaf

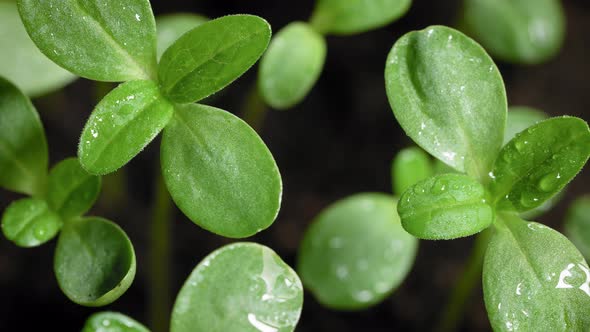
[310,0,412,35]
[398,173,493,240]
[82,312,149,332]
[0,1,76,97]
[17,0,157,81]
[158,14,271,104]
[564,195,590,260]
[171,243,303,332]
[47,158,101,220]
[0,76,48,195]
[297,193,417,310]
[391,147,433,196]
[258,22,326,110]
[156,13,208,59]
[1,198,62,247]
[489,117,590,213]
[54,217,136,306]
[483,213,590,331]
[385,26,507,180]
[504,106,548,145]
[161,104,282,238]
[79,80,173,175]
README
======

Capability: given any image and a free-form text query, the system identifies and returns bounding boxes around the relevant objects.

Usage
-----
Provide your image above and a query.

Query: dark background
[1,0,589,331]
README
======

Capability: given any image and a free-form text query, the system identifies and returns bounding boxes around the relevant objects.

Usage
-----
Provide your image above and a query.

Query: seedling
[0,77,135,306]
[385,25,590,330]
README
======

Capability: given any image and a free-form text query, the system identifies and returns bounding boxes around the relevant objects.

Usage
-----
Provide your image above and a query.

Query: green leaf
[171,243,303,332]
[504,106,548,145]
[156,13,208,60]
[54,217,136,306]
[310,0,412,35]
[82,312,149,332]
[17,0,157,81]
[161,104,281,238]
[483,213,590,331]
[297,193,417,310]
[398,173,493,239]
[391,147,433,196]
[565,195,590,260]
[385,26,507,180]
[47,158,101,220]
[1,198,62,247]
[158,15,271,104]
[490,117,590,213]
[79,80,173,175]
[0,76,48,195]
[462,0,565,64]
[0,2,75,97]
[258,22,326,109]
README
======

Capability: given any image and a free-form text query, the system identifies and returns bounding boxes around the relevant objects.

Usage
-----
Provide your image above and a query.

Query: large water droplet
[538,172,561,192]
[520,192,540,208]
[431,178,448,194]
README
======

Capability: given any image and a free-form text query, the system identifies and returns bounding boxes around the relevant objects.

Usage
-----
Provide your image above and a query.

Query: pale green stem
[241,81,268,132]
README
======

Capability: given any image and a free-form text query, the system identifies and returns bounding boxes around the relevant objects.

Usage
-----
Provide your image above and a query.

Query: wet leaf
[565,196,590,260]
[504,106,548,145]
[55,217,136,306]
[1,198,62,247]
[398,173,493,239]
[385,26,507,180]
[156,13,207,59]
[391,147,433,196]
[161,104,281,238]
[483,213,590,331]
[297,193,417,310]
[258,22,326,109]
[82,312,149,332]
[171,243,303,332]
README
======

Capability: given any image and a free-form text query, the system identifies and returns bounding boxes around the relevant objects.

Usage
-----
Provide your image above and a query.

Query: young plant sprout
[385,25,590,330]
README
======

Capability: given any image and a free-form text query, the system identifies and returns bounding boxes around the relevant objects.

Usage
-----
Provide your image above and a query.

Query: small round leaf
[156,13,208,59]
[391,147,433,196]
[2,198,62,247]
[82,312,149,332]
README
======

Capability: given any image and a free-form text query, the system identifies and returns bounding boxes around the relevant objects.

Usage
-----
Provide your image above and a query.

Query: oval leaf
[79,80,173,175]
[565,195,590,260]
[1,198,62,247]
[483,214,590,331]
[391,147,433,196]
[297,193,417,310]
[504,106,548,145]
[0,76,48,195]
[462,0,565,64]
[161,104,281,238]
[310,0,412,35]
[490,117,590,212]
[82,312,149,332]
[0,2,75,97]
[398,173,493,239]
[258,22,326,109]
[55,217,136,306]
[158,15,271,103]
[171,243,303,332]
[47,158,101,220]
[385,26,507,179]
[17,0,157,81]
[156,13,208,59]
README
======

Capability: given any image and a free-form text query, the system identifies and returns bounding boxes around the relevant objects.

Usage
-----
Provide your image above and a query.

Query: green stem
[241,81,268,132]
[436,229,492,332]
[149,168,174,332]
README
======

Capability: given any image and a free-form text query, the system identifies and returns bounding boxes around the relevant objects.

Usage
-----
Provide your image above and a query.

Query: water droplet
[101,319,111,327]
[514,140,526,152]
[353,290,373,303]
[431,179,448,194]
[538,172,561,192]
[33,223,48,240]
[135,13,141,21]
[520,192,539,208]
[247,313,278,332]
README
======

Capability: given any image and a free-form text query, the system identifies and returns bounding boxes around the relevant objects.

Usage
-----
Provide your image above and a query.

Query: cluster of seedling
[1,0,588,331]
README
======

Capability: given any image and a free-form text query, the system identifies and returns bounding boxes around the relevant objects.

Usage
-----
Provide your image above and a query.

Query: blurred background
[0,0,588,331]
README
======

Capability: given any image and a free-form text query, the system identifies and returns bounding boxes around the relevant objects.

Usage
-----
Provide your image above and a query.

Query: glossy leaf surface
[398,173,493,239]
[82,312,149,332]
[158,15,271,103]
[386,26,507,179]
[1,198,62,247]
[504,106,548,145]
[310,0,412,35]
[565,196,590,260]
[55,217,136,306]
[258,22,326,109]
[490,117,590,212]
[0,2,75,97]
[47,158,101,220]
[79,80,173,175]
[156,13,207,59]
[18,0,157,81]
[0,76,48,195]
[297,193,417,310]
[171,243,303,332]
[483,213,590,331]
[391,147,433,196]
[462,0,565,64]
[161,104,281,238]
